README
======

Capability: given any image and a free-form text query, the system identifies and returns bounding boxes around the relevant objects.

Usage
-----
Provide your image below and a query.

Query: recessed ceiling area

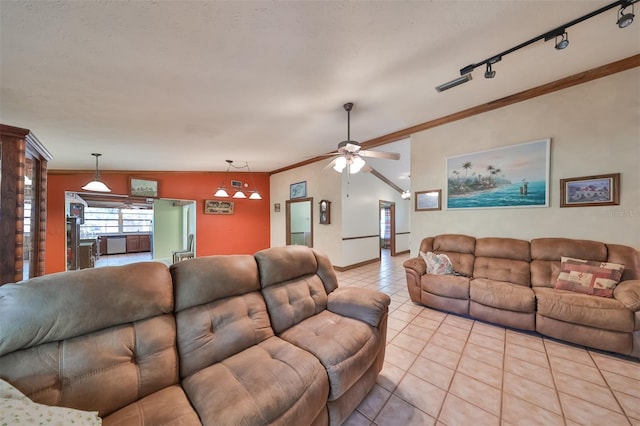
[1,1,638,173]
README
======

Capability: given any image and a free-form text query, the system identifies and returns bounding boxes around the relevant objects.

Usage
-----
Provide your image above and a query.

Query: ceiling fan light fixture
[81,153,111,193]
[350,155,366,174]
[333,156,347,172]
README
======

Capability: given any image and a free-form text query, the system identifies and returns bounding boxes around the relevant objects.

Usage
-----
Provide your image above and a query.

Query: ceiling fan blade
[361,163,373,173]
[358,150,400,160]
[323,158,338,170]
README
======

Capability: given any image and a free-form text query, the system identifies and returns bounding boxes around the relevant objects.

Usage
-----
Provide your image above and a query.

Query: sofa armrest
[614,279,640,311]
[327,287,390,327]
[403,257,426,276]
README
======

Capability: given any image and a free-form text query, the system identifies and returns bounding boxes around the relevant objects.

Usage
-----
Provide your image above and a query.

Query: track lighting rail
[437,0,636,91]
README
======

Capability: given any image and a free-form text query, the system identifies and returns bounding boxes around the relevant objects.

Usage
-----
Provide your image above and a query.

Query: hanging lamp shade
[232,190,247,199]
[249,191,262,200]
[81,153,111,192]
[214,187,230,197]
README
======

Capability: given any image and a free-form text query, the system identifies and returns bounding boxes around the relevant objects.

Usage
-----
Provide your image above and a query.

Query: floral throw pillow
[555,256,624,298]
[420,251,454,275]
[1,379,102,426]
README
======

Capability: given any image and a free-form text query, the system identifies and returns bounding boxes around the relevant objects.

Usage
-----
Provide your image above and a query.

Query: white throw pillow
[420,251,454,275]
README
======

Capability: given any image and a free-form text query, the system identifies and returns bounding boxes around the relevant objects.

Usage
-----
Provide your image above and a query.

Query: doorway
[379,201,396,256]
[286,197,313,247]
[65,192,195,269]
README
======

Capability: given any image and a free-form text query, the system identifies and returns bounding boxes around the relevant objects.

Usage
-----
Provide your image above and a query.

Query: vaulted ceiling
[1,1,638,187]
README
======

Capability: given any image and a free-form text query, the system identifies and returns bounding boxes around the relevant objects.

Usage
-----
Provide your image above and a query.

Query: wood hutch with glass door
[0,124,52,285]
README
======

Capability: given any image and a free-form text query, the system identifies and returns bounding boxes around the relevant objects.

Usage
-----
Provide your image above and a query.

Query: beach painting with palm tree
[446,139,550,209]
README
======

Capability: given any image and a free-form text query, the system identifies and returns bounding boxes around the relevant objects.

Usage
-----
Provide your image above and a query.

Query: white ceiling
[1,1,638,188]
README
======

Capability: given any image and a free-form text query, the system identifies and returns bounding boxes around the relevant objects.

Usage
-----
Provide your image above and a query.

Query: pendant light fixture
[81,153,111,192]
[213,160,262,200]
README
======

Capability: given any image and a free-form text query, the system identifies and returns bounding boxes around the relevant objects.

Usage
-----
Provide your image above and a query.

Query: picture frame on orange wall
[130,177,159,197]
[204,200,234,215]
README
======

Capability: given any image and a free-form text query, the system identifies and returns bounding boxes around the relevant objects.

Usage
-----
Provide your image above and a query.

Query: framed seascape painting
[560,173,620,207]
[446,139,550,209]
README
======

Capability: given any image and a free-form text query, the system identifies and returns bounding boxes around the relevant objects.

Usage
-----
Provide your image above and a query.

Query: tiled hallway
[337,251,640,426]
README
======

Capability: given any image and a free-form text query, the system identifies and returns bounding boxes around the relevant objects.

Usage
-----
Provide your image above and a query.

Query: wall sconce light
[214,160,262,200]
[401,190,411,200]
[81,153,111,192]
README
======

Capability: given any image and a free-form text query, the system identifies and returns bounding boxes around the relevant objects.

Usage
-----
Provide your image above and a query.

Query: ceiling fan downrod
[344,102,353,142]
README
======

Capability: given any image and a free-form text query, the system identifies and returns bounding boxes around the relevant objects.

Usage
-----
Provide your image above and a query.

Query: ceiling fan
[325,102,400,174]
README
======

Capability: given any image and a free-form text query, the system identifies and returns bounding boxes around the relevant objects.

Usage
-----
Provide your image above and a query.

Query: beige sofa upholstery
[0,245,390,425]
[404,234,640,358]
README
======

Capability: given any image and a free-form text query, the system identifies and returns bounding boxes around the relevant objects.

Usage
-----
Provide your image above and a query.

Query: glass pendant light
[81,153,111,192]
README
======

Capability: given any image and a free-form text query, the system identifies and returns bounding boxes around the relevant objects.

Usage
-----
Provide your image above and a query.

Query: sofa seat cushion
[534,287,634,332]
[182,336,328,425]
[102,385,200,426]
[279,310,382,401]
[421,274,470,299]
[470,279,536,312]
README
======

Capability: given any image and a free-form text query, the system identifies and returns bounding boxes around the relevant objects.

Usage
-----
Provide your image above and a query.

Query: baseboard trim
[333,258,380,272]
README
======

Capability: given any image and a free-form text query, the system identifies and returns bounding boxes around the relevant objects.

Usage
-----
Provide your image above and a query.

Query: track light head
[555,32,569,50]
[435,73,472,92]
[484,63,496,79]
[617,3,635,28]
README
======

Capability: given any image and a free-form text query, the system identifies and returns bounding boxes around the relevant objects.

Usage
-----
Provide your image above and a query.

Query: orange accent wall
[46,171,271,274]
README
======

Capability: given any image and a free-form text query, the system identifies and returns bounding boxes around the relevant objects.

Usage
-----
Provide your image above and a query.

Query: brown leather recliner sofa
[0,245,390,425]
[403,234,640,358]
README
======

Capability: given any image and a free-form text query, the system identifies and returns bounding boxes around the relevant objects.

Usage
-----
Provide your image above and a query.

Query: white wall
[270,161,343,260]
[270,158,411,267]
[341,170,411,266]
[410,68,640,254]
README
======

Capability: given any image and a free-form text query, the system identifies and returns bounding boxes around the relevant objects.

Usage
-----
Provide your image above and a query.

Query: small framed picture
[415,189,442,211]
[560,173,620,207]
[204,200,234,214]
[130,178,159,197]
[69,202,85,224]
[290,181,307,199]
[274,203,281,212]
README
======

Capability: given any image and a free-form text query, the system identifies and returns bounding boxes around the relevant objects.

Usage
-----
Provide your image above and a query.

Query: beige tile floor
[338,250,640,426]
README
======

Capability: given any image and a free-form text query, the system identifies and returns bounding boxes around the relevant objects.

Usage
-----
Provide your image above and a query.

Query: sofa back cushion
[607,244,640,281]
[473,237,531,286]
[0,263,177,417]
[255,246,338,334]
[420,234,476,276]
[171,255,274,378]
[530,238,608,287]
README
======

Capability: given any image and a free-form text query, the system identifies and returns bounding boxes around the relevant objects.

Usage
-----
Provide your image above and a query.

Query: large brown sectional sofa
[403,234,640,358]
[0,245,390,425]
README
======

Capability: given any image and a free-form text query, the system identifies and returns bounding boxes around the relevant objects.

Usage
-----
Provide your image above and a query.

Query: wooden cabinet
[1,124,52,284]
[125,234,151,253]
[139,235,151,252]
[126,235,140,253]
